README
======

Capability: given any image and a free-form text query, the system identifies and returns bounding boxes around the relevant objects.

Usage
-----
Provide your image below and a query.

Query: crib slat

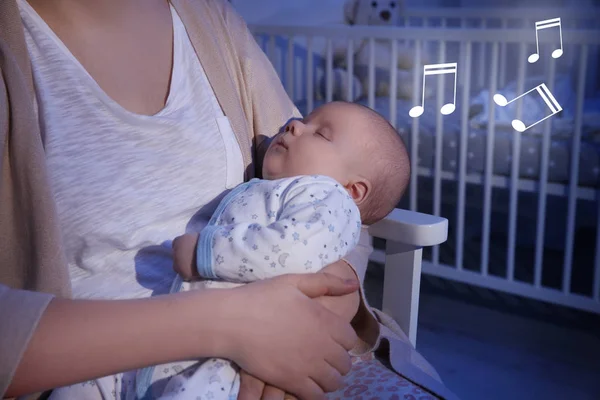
[422,19,429,70]
[508,43,527,283]
[307,36,314,114]
[498,18,508,88]
[409,41,423,212]
[326,39,333,103]
[459,18,467,89]
[287,37,294,101]
[347,40,355,101]
[481,42,499,276]
[432,40,447,265]
[478,19,487,89]
[456,41,472,271]
[594,199,600,301]
[563,45,589,294]
[368,38,375,110]
[534,56,557,287]
[389,39,398,129]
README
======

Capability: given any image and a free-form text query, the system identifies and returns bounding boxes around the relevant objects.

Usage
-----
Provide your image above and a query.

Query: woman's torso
[19,0,245,299]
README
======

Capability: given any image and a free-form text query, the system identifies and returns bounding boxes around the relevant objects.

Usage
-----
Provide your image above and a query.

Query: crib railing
[249,18,600,315]
[400,7,599,90]
[400,6,598,19]
[401,7,600,96]
[398,7,600,31]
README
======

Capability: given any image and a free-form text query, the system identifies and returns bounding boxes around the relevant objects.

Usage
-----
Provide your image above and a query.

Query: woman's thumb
[294,273,359,298]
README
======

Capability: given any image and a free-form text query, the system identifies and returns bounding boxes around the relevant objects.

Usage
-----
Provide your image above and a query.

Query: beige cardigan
[0,1,457,399]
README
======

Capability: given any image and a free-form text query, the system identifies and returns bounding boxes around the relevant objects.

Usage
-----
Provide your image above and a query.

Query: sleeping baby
[136,101,411,399]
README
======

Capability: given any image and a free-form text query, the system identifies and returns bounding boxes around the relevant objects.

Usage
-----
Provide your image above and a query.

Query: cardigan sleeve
[0,6,72,396]
[344,228,382,355]
[0,284,53,397]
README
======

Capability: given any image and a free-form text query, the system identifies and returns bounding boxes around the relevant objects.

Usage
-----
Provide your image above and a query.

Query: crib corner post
[382,241,423,348]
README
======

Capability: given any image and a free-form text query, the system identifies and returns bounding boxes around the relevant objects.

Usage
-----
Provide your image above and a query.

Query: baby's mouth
[275,136,288,150]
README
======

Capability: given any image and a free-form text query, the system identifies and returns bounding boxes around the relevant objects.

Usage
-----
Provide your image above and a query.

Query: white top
[19,0,245,299]
[196,175,362,282]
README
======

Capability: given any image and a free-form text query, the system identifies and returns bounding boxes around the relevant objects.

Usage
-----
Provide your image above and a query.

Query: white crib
[249,6,600,320]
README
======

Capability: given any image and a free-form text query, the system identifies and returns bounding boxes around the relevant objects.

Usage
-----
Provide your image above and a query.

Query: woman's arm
[7,290,224,397]
[5,274,359,399]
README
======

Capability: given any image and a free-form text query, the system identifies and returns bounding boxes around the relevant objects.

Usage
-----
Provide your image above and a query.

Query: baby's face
[262,102,369,186]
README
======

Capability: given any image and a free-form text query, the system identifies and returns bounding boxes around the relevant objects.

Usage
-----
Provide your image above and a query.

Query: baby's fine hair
[347,103,411,226]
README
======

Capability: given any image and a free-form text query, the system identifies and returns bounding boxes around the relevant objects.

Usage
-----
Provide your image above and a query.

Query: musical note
[409,62,458,118]
[528,17,563,63]
[493,83,562,132]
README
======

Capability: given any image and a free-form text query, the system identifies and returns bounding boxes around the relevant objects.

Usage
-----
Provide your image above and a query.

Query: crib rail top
[401,6,600,21]
[250,24,600,45]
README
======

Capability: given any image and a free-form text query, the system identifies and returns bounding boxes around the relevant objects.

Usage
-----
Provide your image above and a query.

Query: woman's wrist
[177,289,234,360]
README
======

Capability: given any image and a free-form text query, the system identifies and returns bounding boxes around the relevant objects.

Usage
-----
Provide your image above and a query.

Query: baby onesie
[196,175,362,282]
[135,175,362,400]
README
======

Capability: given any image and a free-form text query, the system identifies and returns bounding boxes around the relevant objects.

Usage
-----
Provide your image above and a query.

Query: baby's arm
[194,179,361,283]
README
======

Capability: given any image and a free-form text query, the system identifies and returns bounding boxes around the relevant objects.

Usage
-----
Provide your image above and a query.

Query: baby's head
[263,101,410,225]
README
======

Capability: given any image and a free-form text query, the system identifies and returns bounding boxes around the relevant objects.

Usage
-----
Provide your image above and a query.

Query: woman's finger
[294,378,326,400]
[290,273,359,298]
[326,315,358,352]
[310,361,344,394]
[261,384,286,400]
[324,342,353,376]
[238,370,266,400]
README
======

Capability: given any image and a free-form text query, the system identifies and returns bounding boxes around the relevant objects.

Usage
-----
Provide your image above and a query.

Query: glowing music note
[528,17,563,64]
[493,83,562,132]
[409,62,457,118]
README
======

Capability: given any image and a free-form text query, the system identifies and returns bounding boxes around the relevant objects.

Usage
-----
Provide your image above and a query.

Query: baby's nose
[380,10,391,21]
[286,120,304,136]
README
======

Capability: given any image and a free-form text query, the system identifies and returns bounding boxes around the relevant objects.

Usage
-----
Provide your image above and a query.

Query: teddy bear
[320,0,429,102]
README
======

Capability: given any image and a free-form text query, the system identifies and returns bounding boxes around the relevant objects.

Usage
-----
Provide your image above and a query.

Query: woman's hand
[215,273,359,400]
[239,370,297,400]
[236,260,360,400]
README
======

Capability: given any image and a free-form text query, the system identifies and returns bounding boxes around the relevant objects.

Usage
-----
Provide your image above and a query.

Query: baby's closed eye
[315,131,330,141]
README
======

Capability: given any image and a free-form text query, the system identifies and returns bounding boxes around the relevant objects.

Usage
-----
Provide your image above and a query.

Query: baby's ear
[346,179,370,205]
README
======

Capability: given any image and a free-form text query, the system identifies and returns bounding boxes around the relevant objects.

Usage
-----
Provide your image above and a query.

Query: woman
[0,0,457,399]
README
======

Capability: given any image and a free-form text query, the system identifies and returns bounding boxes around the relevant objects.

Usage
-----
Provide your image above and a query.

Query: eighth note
[528,17,563,64]
[409,62,457,118]
[493,83,562,132]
